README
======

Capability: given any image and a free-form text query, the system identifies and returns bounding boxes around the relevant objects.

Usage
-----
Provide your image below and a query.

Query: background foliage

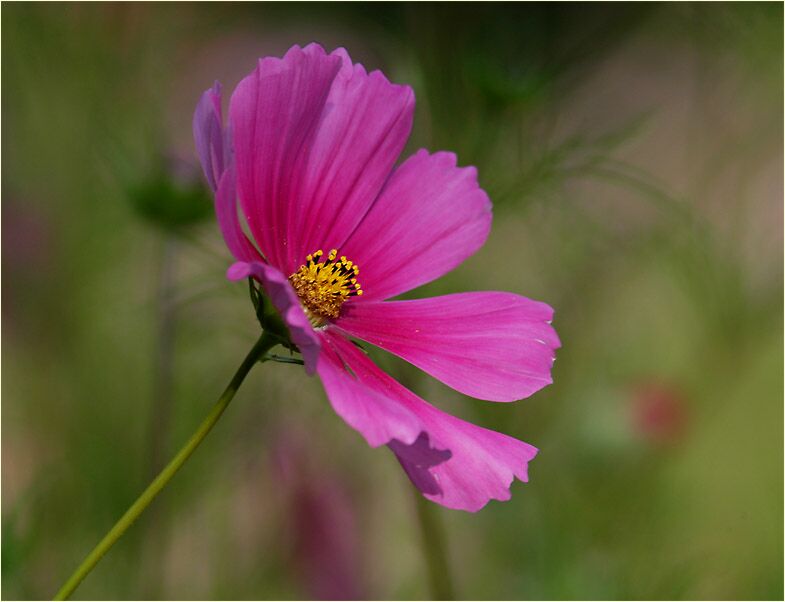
[3,3,782,600]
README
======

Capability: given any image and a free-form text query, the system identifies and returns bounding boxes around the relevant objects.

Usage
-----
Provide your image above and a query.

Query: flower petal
[389,433,452,495]
[285,48,415,274]
[194,84,254,263]
[215,168,262,263]
[227,261,320,374]
[336,292,560,402]
[228,44,414,276]
[390,402,538,512]
[316,331,423,448]
[229,44,342,270]
[318,332,538,512]
[341,150,492,301]
[193,81,226,192]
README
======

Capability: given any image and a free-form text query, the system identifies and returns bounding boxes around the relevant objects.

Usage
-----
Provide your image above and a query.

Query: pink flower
[194,44,560,511]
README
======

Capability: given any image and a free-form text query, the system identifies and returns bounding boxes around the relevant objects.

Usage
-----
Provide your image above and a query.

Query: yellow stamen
[289,249,364,326]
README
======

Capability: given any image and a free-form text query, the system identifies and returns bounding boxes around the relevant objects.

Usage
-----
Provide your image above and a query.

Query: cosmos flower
[194,43,560,511]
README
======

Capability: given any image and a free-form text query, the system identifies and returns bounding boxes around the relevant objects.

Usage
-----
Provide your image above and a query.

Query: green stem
[412,487,455,600]
[54,332,277,600]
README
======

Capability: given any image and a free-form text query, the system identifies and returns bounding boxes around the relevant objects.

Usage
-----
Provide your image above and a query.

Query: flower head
[194,44,560,511]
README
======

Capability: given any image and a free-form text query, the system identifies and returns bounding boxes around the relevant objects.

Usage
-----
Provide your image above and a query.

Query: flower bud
[128,154,212,230]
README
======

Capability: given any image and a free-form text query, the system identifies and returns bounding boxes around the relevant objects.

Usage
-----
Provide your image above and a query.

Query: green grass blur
[2,3,782,600]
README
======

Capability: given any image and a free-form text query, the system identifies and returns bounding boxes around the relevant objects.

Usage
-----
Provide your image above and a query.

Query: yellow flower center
[288,249,363,327]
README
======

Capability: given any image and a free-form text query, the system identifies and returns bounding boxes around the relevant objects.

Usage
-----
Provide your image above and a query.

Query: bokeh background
[2,3,782,600]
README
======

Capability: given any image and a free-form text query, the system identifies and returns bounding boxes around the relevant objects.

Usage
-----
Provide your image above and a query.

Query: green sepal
[247,278,301,357]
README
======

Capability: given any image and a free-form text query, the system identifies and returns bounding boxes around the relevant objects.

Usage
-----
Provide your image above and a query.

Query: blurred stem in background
[141,235,179,599]
[148,236,179,481]
[395,364,455,600]
[413,487,455,600]
[54,332,278,600]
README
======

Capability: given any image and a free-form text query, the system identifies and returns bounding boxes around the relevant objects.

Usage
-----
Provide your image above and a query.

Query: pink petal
[341,150,492,301]
[195,85,255,263]
[228,44,414,276]
[193,81,226,192]
[336,292,560,402]
[318,332,538,512]
[389,433,452,495]
[284,48,414,274]
[229,44,342,272]
[215,168,262,263]
[227,261,320,374]
[317,331,423,448]
[391,411,538,511]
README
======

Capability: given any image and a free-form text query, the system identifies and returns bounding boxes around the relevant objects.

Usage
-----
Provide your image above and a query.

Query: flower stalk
[413,486,455,600]
[54,331,278,600]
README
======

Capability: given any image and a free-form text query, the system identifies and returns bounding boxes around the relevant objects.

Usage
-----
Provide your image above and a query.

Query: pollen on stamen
[288,249,363,326]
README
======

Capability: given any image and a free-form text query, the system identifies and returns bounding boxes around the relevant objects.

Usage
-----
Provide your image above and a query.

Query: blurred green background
[2,3,782,600]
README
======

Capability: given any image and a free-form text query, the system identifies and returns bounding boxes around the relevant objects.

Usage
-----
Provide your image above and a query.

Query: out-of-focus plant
[270,427,367,600]
[128,155,213,232]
